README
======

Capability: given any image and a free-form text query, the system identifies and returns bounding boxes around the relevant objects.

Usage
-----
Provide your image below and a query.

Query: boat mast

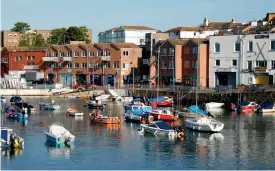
[157,46,160,102]
[196,39,200,113]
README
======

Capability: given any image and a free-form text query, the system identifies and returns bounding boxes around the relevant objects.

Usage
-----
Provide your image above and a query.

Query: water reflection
[44,141,74,159]
[208,108,225,115]
[1,148,24,161]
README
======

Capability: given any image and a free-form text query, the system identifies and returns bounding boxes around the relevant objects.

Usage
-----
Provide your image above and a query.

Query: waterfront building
[1,47,45,79]
[150,38,209,88]
[208,33,275,88]
[98,25,158,45]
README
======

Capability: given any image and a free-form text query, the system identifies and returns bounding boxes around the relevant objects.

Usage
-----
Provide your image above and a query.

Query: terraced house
[43,43,142,87]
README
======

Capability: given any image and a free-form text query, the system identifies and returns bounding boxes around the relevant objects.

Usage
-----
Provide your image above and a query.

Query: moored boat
[89,113,120,124]
[124,103,153,123]
[6,109,28,120]
[1,128,24,149]
[149,109,178,121]
[149,96,173,107]
[44,122,75,146]
[205,102,224,109]
[238,101,258,112]
[140,121,177,137]
[256,102,275,114]
[185,116,224,132]
[66,108,84,116]
[86,99,105,108]
[39,102,61,110]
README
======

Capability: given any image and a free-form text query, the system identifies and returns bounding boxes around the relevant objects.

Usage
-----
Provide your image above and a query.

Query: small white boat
[257,102,275,114]
[140,121,177,137]
[205,102,224,109]
[66,108,84,116]
[186,116,224,132]
[44,122,75,145]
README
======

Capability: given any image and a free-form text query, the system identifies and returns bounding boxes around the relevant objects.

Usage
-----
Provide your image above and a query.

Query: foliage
[48,26,91,45]
[19,32,47,48]
[11,22,31,33]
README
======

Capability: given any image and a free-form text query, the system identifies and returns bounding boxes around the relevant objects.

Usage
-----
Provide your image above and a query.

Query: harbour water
[1,97,275,170]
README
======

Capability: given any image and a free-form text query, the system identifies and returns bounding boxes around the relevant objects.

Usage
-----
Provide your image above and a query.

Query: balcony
[63,57,72,62]
[100,56,110,61]
[42,57,58,62]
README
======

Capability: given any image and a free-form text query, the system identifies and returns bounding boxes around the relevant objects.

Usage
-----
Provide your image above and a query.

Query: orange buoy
[118,136,121,140]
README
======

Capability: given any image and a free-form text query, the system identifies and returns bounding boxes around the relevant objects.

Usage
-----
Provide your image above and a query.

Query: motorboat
[39,101,61,110]
[148,96,173,107]
[205,102,224,109]
[238,101,258,112]
[10,96,36,112]
[140,121,177,137]
[188,105,207,115]
[44,122,75,146]
[149,109,178,121]
[124,98,150,111]
[66,108,84,116]
[124,104,153,122]
[1,128,24,149]
[86,99,105,108]
[1,96,6,103]
[89,113,120,124]
[256,102,275,114]
[6,109,28,120]
[185,116,224,132]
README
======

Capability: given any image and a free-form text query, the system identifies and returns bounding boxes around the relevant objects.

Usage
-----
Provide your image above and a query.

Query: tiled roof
[111,42,140,49]
[6,47,44,52]
[79,44,93,49]
[189,38,209,44]
[65,44,78,50]
[166,26,201,32]
[120,26,156,30]
[169,39,189,45]
[95,43,108,50]
[51,45,64,51]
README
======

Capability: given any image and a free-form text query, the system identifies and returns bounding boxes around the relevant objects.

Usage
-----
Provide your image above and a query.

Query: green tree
[79,26,91,43]
[47,28,67,45]
[11,22,31,33]
[19,32,47,48]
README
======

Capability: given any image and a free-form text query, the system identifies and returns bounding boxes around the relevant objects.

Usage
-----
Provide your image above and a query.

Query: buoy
[118,136,121,140]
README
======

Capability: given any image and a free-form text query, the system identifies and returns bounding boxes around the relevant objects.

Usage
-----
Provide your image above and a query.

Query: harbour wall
[0,89,52,96]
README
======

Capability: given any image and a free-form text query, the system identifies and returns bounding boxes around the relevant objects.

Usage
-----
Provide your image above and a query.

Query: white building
[98,26,158,45]
[209,33,275,88]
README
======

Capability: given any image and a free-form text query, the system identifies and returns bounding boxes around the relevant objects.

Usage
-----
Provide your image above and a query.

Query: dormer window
[97,51,103,56]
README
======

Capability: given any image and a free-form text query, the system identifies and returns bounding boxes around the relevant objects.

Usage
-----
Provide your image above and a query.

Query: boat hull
[205,102,224,109]
[90,117,120,124]
[44,132,75,145]
[149,112,177,121]
[140,125,176,136]
[185,120,224,132]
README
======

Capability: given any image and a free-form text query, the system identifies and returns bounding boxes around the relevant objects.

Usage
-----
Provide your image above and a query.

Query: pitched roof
[167,26,201,32]
[94,43,108,50]
[50,45,64,51]
[120,26,156,30]
[111,42,140,49]
[169,39,189,45]
[65,44,78,50]
[5,47,44,52]
[79,43,93,50]
[189,38,209,44]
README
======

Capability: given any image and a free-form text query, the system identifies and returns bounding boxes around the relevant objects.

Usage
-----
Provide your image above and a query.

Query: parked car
[73,84,93,92]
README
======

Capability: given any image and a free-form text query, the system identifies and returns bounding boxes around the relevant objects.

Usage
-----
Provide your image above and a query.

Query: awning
[254,72,269,76]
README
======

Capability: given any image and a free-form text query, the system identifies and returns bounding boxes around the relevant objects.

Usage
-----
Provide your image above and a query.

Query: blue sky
[1,0,274,42]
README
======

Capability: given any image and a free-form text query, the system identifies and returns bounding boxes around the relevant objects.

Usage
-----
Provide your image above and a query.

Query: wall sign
[24,65,39,70]
[255,35,269,39]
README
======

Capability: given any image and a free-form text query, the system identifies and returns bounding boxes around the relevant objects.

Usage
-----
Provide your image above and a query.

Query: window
[123,63,129,69]
[271,40,275,51]
[169,61,174,68]
[53,52,58,57]
[232,59,237,66]
[248,41,253,52]
[46,52,50,57]
[152,39,156,46]
[82,51,87,57]
[123,51,129,56]
[8,34,12,37]
[52,63,58,68]
[19,56,22,60]
[192,47,198,54]
[184,61,190,68]
[15,56,23,61]
[215,60,220,66]
[247,61,252,70]
[162,61,167,68]
[13,34,17,36]
[74,63,79,68]
[184,47,190,54]
[161,48,167,55]
[89,63,94,68]
[105,51,110,56]
[248,77,252,84]
[97,63,102,68]
[105,62,110,68]
[68,52,72,57]
[235,42,241,52]
[214,43,220,53]
[82,63,87,68]
[89,52,94,57]
[114,61,120,69]
[255,61,267,68]
[61,52,65,57]
[31,62,35,65]
[32,56,35,60]
[67,63,72,68]
[169,48,175,56]
[271,61,275,69]
[192,61,197,68]
[27,56,31,60]
[74,52,79,57]
[97,51,103,56]
[60,63,65,68]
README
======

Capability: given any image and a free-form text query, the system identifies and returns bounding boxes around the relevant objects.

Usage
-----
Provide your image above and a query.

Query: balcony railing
[101,56,110,61]
[63,57,72,62]
[42,57,58,62]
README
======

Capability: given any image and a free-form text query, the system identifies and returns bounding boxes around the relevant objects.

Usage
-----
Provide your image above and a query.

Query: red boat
[150,97,173,107]
[238,101,258,112]
[149,109,178,121]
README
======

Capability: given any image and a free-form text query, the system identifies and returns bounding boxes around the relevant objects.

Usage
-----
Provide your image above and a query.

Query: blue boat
[1,127,24,149]
[6,109,28,120]
[188,105,206,115]
[44,123,75,146]
[148,96,165,103]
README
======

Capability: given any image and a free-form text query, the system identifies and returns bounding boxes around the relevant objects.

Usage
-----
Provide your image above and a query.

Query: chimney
[204,17,209,27]
[232,19,235,23]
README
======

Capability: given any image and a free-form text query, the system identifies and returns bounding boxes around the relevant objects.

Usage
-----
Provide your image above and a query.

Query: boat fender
[11,137,19,149]
[158,115,160,120]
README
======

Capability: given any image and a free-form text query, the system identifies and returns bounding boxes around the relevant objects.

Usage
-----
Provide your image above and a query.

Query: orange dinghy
[89,113,120,124]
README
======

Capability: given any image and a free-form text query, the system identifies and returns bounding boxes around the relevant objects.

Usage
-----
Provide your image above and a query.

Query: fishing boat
[6,109,28,120]
[89,113,120,124]
[238,101,258,112]
[148,96,173,107]
[66,108,84,116]
[185,116,224,132]
[1,128,24,149]
[205,102,224,109]
[149,109,178,121]
[140,121,177,137]
[256,102,275,114]
[39,102,61,110]
[44,122,75,145]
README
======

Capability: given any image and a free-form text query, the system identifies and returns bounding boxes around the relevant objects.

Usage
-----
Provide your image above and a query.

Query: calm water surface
[1,97,275,170]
